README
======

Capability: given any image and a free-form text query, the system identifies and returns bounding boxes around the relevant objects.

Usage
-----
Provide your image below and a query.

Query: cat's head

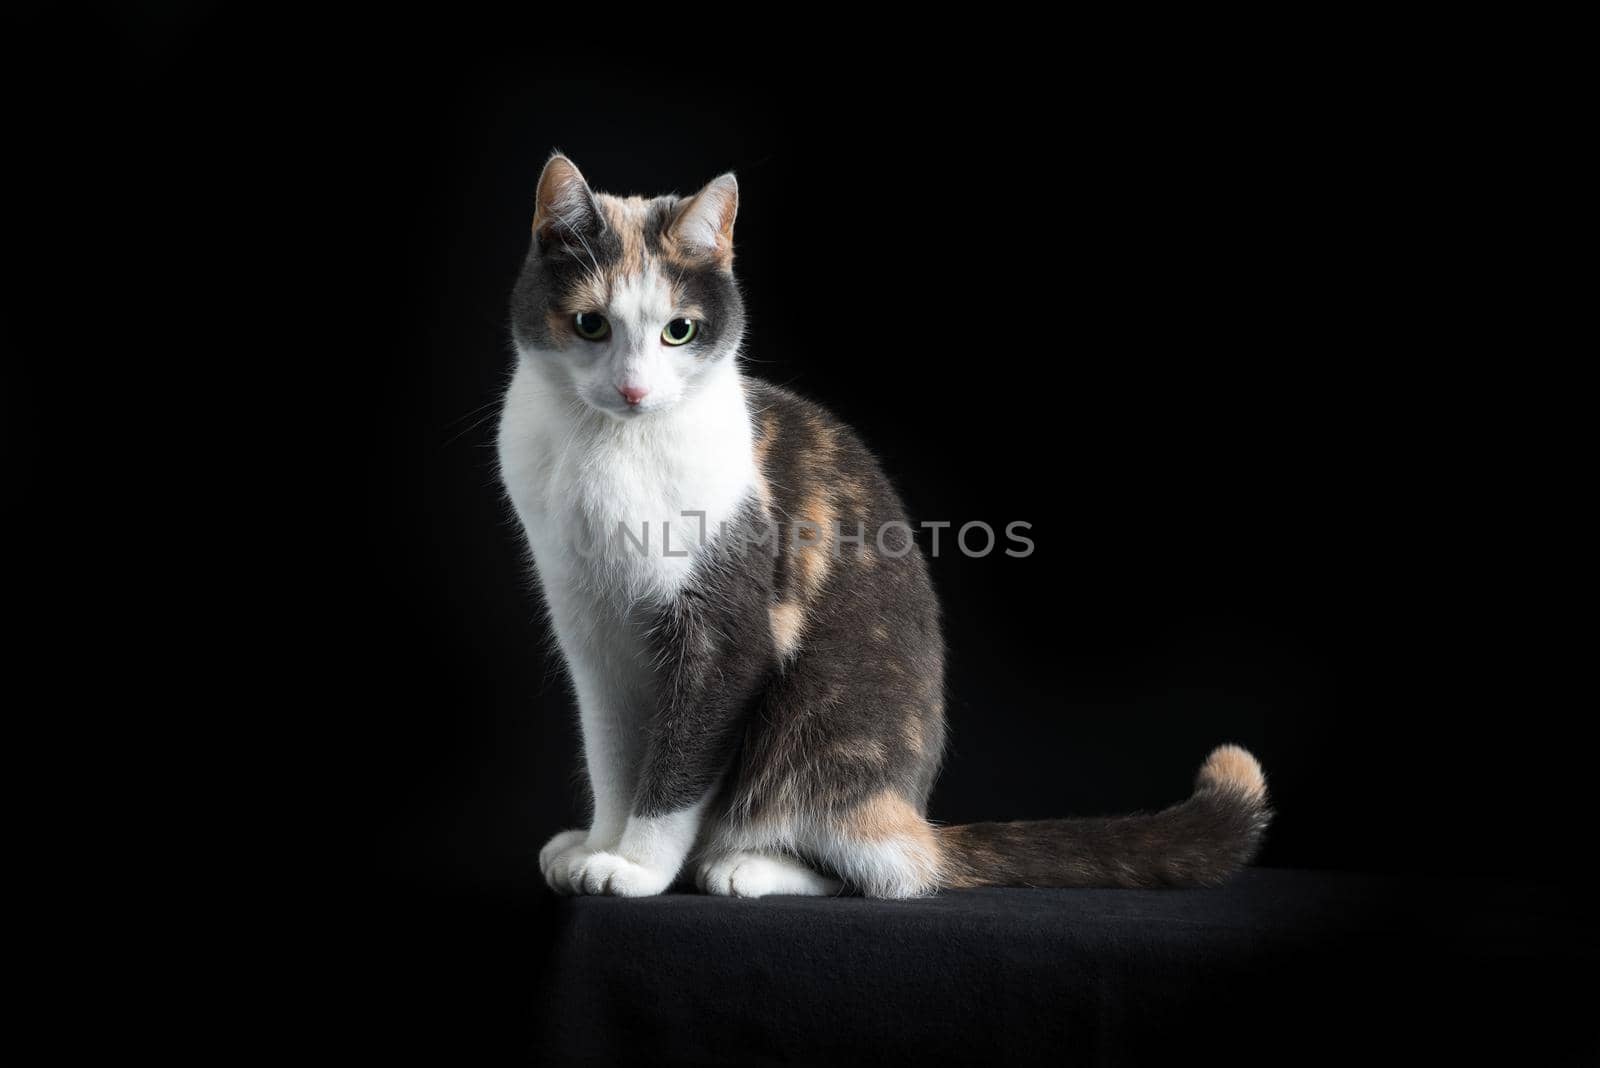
[510,154,745,418]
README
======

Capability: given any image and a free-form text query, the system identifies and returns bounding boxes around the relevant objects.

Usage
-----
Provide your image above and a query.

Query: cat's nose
[618,385,649,407]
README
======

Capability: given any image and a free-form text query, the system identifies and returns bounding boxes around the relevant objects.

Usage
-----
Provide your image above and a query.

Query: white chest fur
[497,357,759,615]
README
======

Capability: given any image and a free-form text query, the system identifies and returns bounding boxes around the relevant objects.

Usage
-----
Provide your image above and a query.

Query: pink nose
[618,385,649,407]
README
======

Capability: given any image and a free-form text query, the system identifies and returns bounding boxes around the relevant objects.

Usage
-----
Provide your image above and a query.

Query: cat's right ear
[532,154,600,252]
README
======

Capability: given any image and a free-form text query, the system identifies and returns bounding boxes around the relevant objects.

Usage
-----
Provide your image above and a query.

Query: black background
[22,9,1590,1060]
[324,56,1581,891]
[74,13,1582,886]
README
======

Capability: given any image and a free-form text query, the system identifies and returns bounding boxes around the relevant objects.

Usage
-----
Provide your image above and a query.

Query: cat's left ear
[670,173,738,268]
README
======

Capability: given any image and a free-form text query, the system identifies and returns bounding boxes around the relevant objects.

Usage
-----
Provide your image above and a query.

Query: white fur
[500,351,757,608]
[560,800,710,897]
[499,277,757,894]
[581,265,689,414]
[812,835,938,899]
[697,851,843,898]
[706,812,938,900]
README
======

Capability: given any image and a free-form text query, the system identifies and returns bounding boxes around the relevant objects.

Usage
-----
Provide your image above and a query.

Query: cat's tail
[935,745,1271,889]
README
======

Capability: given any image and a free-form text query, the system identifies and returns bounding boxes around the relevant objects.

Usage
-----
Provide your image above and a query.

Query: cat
[497,154,1271,898]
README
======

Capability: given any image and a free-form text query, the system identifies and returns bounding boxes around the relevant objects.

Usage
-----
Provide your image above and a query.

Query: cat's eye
[573,312,610,340]
[661,318,698,346]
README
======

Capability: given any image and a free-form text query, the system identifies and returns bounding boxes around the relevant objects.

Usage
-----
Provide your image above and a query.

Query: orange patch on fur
[847,791,931,842]
[792,494,836,595]
[769,601,805,658]
[845,790,943,884]
[791,421,843,595]
[752,411,778,509]
[553,271,610,317]
[598,195,651,274]
[1198,744,1267,801]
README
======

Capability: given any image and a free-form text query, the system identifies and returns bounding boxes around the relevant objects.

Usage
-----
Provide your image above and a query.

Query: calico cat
[498,154,1271,898]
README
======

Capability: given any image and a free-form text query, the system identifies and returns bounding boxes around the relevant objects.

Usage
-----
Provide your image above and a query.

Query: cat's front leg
[542,657,651,894]
[564,800,711,897]
[561,704,722,896]
[537,829,589,884]
[566,539,775,897]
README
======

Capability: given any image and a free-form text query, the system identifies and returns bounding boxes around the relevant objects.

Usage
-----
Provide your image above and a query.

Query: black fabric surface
[525,869,1595,1065]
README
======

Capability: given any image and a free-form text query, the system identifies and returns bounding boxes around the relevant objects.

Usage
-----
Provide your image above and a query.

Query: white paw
[697,852,842,898]
[540,830,606,895]
[539,830,588,878]
[568,851,676,897]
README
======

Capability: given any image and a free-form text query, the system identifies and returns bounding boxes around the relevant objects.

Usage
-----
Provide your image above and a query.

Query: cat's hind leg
[807,791,944,900]
[696,850,843,898]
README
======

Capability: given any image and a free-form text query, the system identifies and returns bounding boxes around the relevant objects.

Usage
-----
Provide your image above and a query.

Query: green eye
[574,312,610,340]
[661,318,698,346]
